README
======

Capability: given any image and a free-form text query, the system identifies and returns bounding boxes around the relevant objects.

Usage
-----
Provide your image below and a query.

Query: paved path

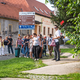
[22,61,80,75]
[0,55,15,61]
[0,78,30,80]
[22,52,80,75]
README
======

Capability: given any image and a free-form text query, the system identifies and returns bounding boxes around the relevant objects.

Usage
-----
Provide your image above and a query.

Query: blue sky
[36,0,54,11]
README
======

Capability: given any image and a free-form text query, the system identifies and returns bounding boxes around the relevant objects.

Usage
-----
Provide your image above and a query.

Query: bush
[65,40,71,45]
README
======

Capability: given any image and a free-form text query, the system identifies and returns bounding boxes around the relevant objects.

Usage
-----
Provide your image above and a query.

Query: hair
[39,34,42,38]
[33,33,37,36]
[54,25,58,28]
[49,34,52,37]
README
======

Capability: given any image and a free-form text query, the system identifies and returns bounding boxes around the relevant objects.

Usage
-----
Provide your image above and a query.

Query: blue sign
[19,25,35,30]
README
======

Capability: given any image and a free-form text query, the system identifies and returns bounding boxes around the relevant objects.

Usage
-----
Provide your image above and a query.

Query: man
[24,35,30,58]
[8,35,14,55]
[53,25,60,61]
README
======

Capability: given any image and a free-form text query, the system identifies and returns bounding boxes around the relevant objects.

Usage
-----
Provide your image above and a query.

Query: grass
[0,58,46,78]
[20,73,80,80]
[61,48,75,54]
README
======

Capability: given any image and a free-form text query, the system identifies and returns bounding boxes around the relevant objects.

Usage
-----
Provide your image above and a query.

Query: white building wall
[35,14,55,37]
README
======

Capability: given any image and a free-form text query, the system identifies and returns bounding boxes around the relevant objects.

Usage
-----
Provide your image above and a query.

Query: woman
[16,36,23,55]
[39,34,43,58]
[21,36,26,57]
[29,35,34,59]
[43,37,47,56]
[0,36,4,56]
[47,34,53,56]
[32,33,40,60]
[4,36,10,56]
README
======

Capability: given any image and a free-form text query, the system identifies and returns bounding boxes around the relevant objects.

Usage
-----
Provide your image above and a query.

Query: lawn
[0,58,46,78]
[61,48,75,54]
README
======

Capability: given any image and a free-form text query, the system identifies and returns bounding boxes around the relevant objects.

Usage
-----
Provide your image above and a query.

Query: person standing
[24,35,30,58]
[16,36,23,56]
[8,35,14,55]
[29,35,34,59]
[32,33,40,60]
[53,25,60,61]
[39,34,43,58]
[4,36,10,56]
[43,37,47,56]
[47,34,53,56]
[0,36,4,56]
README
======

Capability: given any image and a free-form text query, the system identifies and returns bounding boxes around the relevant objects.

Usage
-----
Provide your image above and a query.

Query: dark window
[43,27,46,35]
[48,28,50,35]
[9,25,12,33]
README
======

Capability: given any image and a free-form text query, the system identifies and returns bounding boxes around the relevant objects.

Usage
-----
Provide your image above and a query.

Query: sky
[36,0,54,11]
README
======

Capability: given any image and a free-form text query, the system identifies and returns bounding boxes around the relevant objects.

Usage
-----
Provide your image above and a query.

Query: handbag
[50,40,56,47]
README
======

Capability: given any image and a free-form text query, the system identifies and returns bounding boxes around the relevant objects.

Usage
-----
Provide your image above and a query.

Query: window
[0,23,1,32]
[39,26,41,34]
[43,27,46,35]
[39,8,44,13]
[44,10,48,14]
[9,24,12,33]
[27,30,29,35]
[52,28,54,35]
[48,28,50,35]
[34,6,39,12]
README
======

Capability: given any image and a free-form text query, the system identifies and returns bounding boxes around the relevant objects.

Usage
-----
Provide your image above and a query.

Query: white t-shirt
[33,37,39,46]
[54,30,60,42]
[47,37,53,45]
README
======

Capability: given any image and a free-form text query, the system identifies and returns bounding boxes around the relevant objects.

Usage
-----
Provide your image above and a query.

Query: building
[0,0,55,44]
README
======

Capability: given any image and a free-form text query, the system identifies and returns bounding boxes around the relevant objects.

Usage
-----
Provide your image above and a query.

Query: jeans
[24,46,29,57]
[8,45,14,54]
[54,42,60,60]
[33,46,40,59]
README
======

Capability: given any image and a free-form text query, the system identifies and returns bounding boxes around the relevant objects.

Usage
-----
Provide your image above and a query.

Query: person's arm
[39,38,41,46]
[53,31,60,40]
[7,40,10,45]
[12,39,13,45]
[42,41,43,49]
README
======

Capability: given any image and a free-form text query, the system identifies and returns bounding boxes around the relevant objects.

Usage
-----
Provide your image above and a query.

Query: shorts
[48,45,53,51]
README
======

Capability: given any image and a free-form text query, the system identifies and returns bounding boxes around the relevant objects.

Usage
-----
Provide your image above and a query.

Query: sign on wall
[19,12,35,30]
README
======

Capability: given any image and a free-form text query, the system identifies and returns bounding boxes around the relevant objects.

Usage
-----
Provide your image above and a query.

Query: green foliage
[45,0,80,56]
[0,58,46,78]
[65,40,71,45]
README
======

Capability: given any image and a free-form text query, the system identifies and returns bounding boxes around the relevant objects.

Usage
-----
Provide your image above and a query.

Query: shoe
[52,58,56,60]
[56,59,60,61]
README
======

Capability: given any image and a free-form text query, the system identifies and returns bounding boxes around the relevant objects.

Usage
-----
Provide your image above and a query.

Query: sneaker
[24,56,26,58]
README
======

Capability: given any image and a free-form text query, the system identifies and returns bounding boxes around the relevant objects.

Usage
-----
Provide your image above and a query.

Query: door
[34,25,37,34]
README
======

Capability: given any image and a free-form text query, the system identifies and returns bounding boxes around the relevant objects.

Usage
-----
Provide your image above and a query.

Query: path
[0,78,30,80]
[22,52,80,75]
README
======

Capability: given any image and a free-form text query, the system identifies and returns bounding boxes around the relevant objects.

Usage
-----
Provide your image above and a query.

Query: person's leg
[56,42,60,60]
[27,47,29,57]
[10,45,14,54]
[2,47,4,56]
[8,45,10,54]
[53,46,57,60]
[0,48,2,56]
[34,46,37,59]
[24,46,27,57]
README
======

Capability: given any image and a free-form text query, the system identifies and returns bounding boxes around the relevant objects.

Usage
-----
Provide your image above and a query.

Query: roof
[0,0,53,20]
[26,0,51,17]
[0,3,21,20]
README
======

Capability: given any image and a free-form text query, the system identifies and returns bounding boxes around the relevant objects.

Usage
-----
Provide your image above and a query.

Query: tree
[45,0,80,56]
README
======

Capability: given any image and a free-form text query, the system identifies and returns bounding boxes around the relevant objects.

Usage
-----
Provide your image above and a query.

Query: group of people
[0,25,61,61]
[0,35,14,56]
[16,25,61,61]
